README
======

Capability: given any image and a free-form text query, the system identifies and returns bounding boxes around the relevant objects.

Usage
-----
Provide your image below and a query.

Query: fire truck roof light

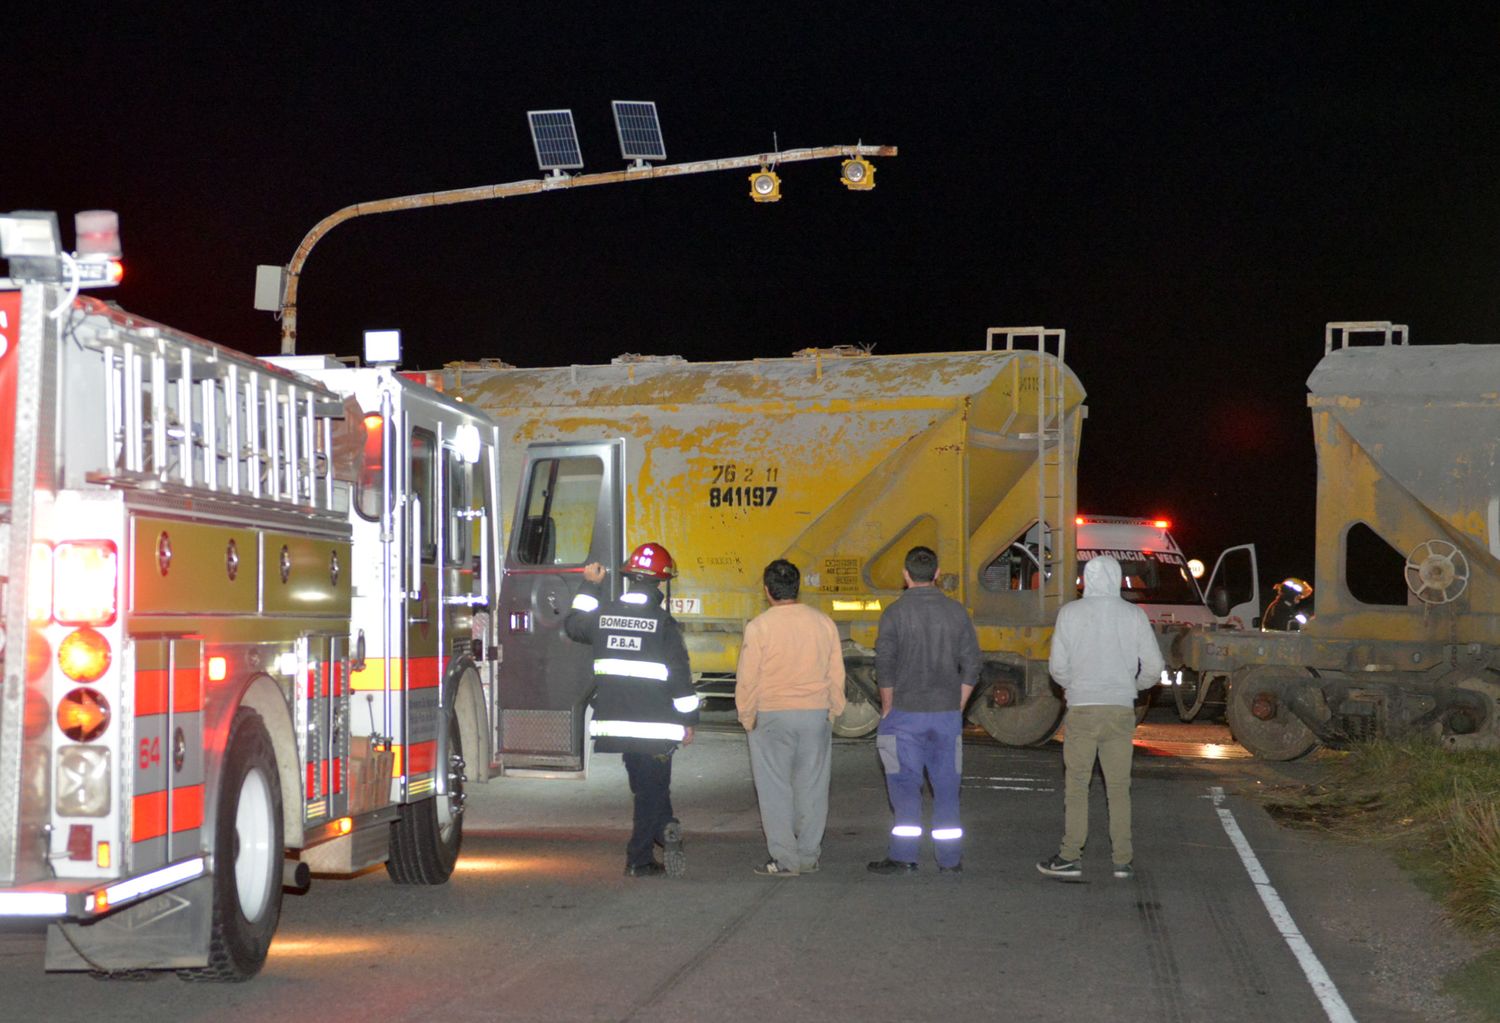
[1153,519,1171,529]
[363,329,401,366]
[74,210,122,259]
[0,210,61,259]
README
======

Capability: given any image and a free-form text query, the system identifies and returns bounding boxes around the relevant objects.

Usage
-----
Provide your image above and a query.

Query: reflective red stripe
[307,762,315,797]
[407,740,436,774]
[135,669,169,717]
[407,657,441,689]
[333,757,342,794]
[131,784,204,842]
[173,665,200,713]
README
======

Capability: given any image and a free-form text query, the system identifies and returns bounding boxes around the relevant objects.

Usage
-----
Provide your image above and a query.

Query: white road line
[963,784,1054,792]
[1209,786,1357,1023]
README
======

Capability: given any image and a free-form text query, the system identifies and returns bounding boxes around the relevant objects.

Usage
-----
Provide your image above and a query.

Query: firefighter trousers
[623,750,677,868]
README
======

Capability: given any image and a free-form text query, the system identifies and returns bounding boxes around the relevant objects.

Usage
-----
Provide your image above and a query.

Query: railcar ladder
[987,326,1072,617]
[82,319,338,511]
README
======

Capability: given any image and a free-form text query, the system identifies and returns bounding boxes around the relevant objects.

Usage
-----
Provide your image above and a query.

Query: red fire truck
[0,210,502,979]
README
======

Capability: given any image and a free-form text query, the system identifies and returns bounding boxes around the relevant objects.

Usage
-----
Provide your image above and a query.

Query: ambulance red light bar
[52,541,119,626]
[1076,514,1173,530]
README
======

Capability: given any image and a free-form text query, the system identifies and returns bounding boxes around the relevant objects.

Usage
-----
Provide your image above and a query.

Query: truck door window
[515,455,603,566]
[444,450,470,567]
[411,428,436,563]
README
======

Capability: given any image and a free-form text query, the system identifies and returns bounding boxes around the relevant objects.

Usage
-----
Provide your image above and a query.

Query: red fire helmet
[622,542,677,581]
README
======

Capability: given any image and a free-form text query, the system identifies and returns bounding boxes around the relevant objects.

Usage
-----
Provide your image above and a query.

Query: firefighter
[1262,577,1314,632]
[565,542,699,877]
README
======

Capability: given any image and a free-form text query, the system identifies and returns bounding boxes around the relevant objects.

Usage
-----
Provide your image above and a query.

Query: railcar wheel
[832,670,881,738]
[1226,668,1320,761]
[967,681,1064,747]
[179,709,282,982]
[387,711,465,884]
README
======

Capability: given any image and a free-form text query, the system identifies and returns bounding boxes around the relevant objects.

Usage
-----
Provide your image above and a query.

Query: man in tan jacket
[736,559,846,876]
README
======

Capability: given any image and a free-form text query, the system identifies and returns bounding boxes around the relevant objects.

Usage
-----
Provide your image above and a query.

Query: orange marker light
[58,629,112,684]
[57,686,111,741]
[335,816,353,836]
[96,842,112,869]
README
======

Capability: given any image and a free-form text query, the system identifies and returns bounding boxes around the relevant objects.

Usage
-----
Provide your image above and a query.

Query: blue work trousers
[876,709,963,868]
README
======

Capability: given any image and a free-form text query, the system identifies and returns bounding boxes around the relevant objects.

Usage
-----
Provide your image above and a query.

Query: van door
[496,440,624,774]
[1204,544,1260,627]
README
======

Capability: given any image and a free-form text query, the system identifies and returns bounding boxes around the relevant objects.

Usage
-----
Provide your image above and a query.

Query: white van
[1075,514,1259,629]
[1075,515,1259,719]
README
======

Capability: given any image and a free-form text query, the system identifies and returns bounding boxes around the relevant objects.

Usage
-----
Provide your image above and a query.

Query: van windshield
[1076,549,1202,605]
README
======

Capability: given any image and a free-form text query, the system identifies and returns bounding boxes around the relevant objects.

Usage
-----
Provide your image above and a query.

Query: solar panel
[527,109,584,172]
[612,101,666,163]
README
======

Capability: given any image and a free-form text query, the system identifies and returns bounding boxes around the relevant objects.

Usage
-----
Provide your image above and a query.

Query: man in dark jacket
[867,546,981,874]
[565,542,699,877]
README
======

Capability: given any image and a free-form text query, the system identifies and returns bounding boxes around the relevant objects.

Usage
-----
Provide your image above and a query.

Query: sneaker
[662,821,686,878]
[753,859,800,877]
[800,861,820,874]
[1113,862,1135,880]
[938,862,964,874]
[624,862,665,877]
[1036,854,1082,880]
[866,858,918,875]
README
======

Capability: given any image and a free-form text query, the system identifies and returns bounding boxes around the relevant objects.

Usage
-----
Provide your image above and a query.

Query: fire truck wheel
[1226,667,1321,761]
[386,711,465,884]
[966,681,1064,747]
[180,709,283,982]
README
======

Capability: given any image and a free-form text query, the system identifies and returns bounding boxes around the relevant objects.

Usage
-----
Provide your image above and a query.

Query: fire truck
[0,211,501,979]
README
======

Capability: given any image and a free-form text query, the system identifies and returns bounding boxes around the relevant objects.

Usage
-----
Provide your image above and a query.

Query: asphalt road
[0,710,1479,1022]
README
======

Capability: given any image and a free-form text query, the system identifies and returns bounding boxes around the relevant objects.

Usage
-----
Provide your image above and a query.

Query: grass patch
[1264,738,1500,1019]
[1444,949,1500,1021]
[1265,738,1500,931]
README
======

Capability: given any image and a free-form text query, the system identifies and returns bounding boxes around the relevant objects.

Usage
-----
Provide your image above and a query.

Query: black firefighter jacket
[563,578,699,754]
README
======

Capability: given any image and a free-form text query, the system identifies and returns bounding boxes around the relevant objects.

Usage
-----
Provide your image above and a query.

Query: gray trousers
[746,709,833,870]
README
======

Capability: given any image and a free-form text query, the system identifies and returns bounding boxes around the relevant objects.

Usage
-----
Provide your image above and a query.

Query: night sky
[9,5,1500,595]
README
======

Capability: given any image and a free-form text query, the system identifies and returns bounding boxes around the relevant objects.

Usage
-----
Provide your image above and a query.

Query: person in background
[1261,577,1314,632]
[565,542,698,878]
[736,559,846,876]
[1037,554,1164,882]
[867,546,980,875]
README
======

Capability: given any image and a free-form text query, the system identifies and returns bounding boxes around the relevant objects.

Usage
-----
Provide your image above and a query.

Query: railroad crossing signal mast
[256,102,896,354]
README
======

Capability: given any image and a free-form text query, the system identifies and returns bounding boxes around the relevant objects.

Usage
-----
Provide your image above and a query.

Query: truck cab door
[496,440,624,774]
[1204,543,1260,628]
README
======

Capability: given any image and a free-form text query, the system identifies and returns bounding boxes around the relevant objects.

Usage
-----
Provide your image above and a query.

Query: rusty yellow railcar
[441,329,1085,764]
[1186,322,1500,758]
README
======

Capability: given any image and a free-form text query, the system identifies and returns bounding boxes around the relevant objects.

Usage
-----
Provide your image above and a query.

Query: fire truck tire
[966,682,1063,747]
[179,709,283,982]
[386,712,464,884]
[1226,668,1320,761]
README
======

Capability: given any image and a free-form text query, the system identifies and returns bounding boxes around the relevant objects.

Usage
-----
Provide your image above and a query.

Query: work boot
[624,862,666,877]
[662,821,686,878]
[866,858,918,875]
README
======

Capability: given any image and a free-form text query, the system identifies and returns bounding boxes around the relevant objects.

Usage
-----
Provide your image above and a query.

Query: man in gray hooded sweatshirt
[1037,554,1164,881]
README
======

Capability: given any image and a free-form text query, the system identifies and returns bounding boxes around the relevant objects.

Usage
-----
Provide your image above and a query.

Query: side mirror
[1207,587,1231,618]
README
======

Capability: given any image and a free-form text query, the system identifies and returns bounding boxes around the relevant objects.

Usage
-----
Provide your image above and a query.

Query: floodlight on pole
[748,168,782,203]
[840,157,875,191]
[263,102,896,353]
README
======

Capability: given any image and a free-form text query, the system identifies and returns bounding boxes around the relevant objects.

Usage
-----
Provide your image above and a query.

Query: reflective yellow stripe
[594,658,669,681]
[590,720,686,741]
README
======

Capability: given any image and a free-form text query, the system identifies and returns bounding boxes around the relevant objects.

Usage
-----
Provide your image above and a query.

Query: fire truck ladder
[988,326,1072,618]
[84,317,340,510]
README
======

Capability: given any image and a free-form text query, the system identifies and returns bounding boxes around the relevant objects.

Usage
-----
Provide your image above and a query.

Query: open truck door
[495,440,624,775]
